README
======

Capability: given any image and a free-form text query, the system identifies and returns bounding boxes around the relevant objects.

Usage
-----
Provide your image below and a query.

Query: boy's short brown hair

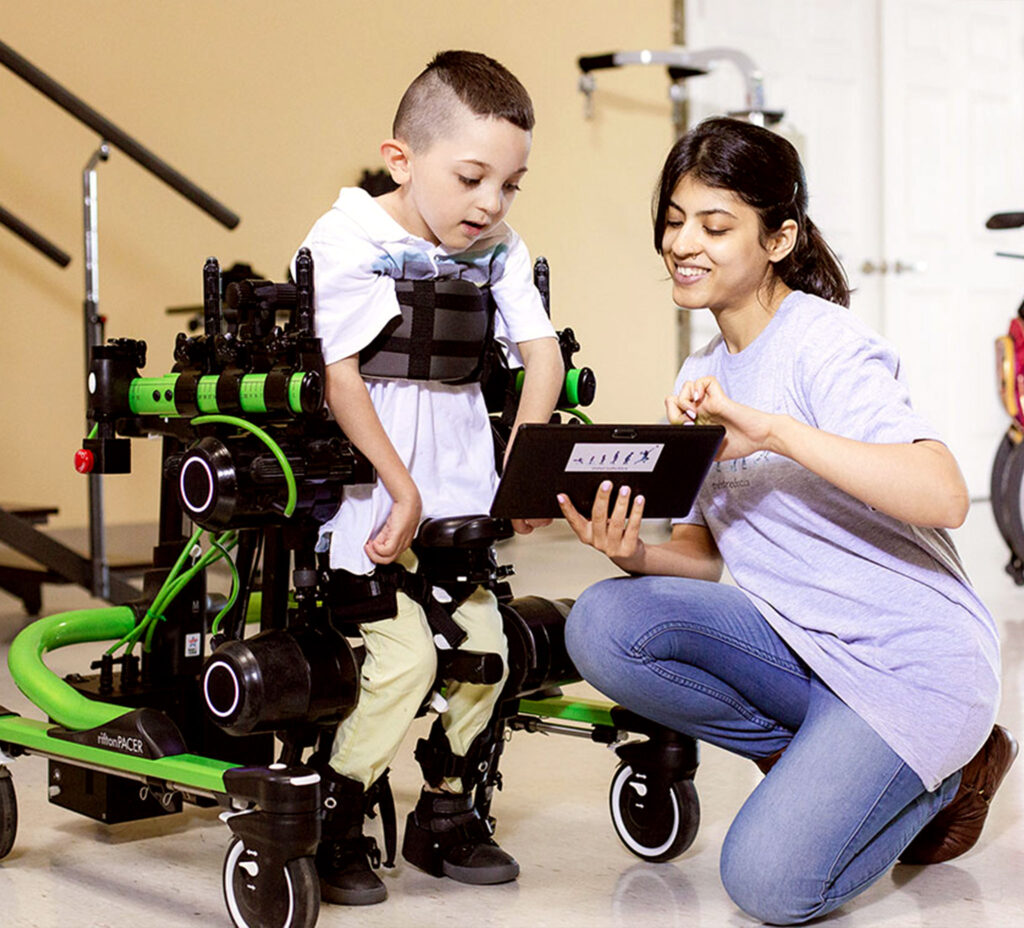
[393,50,534,152]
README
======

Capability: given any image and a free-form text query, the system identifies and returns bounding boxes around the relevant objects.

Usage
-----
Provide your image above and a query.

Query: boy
[295,51,563,906]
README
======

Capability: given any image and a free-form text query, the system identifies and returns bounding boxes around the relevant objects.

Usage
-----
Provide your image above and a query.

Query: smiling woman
[558,116,1014,926]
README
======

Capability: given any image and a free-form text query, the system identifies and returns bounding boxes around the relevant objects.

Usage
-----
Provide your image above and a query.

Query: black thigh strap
[325,562,468,648]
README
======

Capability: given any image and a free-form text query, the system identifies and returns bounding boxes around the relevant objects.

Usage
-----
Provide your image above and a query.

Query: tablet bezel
[490,422,725,520]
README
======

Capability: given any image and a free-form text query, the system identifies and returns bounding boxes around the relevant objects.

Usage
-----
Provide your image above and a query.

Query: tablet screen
[490,423,724,519]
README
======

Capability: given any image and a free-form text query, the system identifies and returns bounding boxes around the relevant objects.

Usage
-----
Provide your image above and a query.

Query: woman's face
[660,174,780,316]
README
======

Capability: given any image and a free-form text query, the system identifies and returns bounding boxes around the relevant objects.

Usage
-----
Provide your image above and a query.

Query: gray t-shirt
[676,290,999,790]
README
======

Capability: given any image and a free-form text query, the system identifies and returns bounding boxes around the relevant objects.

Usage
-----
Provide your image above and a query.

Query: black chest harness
[359,278,495,384]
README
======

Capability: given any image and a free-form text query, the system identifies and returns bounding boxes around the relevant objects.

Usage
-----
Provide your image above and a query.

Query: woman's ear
[767,218,798,264]
[380,138,412,185]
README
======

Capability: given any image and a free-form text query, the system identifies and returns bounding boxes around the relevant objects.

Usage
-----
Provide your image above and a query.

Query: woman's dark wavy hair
[652,117,850,307]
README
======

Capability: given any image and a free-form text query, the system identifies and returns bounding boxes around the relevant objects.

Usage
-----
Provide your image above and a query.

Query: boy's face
[384,107,531,251]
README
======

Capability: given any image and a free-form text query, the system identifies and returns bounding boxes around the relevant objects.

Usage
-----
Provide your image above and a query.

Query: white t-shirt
[296,187,556,574]
[676,290,1000,790]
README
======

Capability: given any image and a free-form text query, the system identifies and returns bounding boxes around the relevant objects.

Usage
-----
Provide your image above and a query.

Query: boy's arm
[506,335,564,455]
[325,356,422,563]
[504,335,564,534]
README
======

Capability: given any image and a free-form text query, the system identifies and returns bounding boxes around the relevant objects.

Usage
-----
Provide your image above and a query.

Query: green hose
[191,414,297,517]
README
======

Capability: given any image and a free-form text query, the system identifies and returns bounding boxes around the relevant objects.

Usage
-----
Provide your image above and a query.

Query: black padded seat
[416,515,512,549]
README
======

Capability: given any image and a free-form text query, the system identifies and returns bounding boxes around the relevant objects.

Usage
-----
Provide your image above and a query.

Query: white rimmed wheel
[609,762,699,863]
[223,837,318,928]
[0,766,16,860]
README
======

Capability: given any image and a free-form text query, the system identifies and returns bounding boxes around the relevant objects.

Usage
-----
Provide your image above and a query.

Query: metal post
[84,142,110,600]
[672,0,692,364]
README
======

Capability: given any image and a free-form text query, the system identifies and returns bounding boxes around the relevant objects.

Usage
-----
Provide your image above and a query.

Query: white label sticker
[564,442,664,473]
[185,632,202,658]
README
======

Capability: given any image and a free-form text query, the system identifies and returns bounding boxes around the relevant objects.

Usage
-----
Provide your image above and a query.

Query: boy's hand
[365,488,422,564]
[511,517,552,535]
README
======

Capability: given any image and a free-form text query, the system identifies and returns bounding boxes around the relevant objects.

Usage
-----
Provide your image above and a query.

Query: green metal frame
[0,600,615,801]
[128,372,308,417]
[0,714,234,795]
[1,606,236,796]
[517,693,616,728]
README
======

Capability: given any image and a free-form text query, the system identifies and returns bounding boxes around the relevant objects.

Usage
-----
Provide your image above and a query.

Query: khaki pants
[329,581,508,792]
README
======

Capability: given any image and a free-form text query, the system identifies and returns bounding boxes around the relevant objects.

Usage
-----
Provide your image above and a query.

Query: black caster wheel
[223,836,319,928]
[609,762,699,862]
[0,766,16,860]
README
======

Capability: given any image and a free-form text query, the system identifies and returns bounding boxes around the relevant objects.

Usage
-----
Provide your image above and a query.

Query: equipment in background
[0,203,71,266]
[0,250,707,928]
[576,45,783,128]
[573,42,785,370]
[0,38,239,611]
[987,211,1024,584]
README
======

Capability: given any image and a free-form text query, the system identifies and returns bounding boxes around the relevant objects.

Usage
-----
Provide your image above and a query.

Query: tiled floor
[0,505,1021,928]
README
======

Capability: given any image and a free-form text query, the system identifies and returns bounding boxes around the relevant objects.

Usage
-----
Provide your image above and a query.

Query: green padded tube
[7,607,137,731]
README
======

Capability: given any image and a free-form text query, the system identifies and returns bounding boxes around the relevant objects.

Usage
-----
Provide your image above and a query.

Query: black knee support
[414,717,499,791]
[323,561,468,648]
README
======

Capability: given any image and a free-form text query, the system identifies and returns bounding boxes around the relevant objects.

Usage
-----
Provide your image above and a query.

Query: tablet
[490,423,725,520]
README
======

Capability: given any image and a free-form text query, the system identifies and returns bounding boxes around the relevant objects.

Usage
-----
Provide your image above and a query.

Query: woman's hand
[365,485,422,564]
[668,375,969,528]
[666,376,774,460]
[558,481,646,570]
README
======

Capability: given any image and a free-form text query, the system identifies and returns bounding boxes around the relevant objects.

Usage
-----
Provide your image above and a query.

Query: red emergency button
[74,448,95,474]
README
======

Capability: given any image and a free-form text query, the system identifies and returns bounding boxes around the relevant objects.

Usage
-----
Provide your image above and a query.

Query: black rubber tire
[608,762,699,862]
[991,431,1016,547]
[0,767,16,860]
[222,837,319,928]
[1003,436,1024,570]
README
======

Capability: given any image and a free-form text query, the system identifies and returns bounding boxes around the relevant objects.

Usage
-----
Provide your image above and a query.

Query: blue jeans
[566,576,960,925]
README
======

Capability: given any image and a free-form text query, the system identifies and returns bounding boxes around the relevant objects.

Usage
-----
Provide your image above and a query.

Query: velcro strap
[366,770,398,868]
[324,562,469,647]
[414,735,475,785]
[325,567,399,623]
[394,570,468,648]
[407,281,435,380]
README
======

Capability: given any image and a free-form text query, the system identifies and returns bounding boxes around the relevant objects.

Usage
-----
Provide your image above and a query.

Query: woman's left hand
[667,376,774,460]
[558,481,646,567]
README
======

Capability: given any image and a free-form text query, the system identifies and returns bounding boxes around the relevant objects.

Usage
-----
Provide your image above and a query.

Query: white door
[880,0,1024,496]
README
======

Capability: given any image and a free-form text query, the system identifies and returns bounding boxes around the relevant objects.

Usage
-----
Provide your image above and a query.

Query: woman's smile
[672,263,711,283]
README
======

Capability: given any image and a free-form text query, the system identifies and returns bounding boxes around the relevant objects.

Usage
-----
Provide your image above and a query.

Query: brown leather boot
[754,747,786,775]
[899,724,1018,865]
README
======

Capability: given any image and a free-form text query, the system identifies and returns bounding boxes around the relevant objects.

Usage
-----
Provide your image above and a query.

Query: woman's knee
[720,822,821,926]
[565,580,627,677]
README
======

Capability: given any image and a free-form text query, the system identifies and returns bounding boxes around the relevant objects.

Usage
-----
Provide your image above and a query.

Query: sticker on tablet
[564,443,664,473]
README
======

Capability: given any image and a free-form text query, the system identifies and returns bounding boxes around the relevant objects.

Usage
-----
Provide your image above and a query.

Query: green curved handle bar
[8,607,137,731]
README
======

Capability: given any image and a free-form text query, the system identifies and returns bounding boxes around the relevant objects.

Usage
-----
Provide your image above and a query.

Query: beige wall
[1,1,679,527]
